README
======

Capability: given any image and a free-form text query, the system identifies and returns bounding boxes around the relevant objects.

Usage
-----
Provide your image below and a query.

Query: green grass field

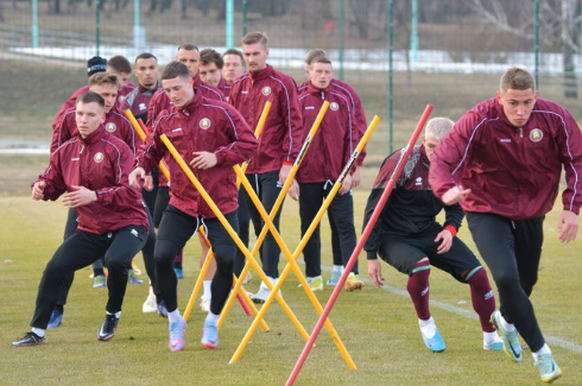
[1,58,582,385]
[1,193,581,386]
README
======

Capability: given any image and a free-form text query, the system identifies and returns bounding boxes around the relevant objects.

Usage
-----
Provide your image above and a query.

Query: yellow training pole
[231,165,355,368]
[218,101,330,330]
[124,109,171,181]
[182,235,269,332]
[237,101,271,183]
[230,115,380,366]
[160,134,310,342]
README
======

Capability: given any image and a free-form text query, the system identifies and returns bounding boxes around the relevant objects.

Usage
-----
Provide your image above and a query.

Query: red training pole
[286,104,433,386]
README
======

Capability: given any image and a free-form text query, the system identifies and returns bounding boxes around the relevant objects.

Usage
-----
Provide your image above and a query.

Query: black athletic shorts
[378,224,481,281]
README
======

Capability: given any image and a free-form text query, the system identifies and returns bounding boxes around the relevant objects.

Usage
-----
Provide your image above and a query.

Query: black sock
[55,304,64,313]
[94,268,105,277]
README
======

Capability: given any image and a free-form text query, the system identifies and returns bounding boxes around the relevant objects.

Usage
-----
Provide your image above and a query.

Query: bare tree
[467,0,581,98]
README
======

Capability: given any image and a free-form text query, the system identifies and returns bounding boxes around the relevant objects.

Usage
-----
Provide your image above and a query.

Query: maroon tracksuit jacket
[229,64,303,174]
[51,106,137,155]
[299,78,367,166]
[52,83,135,133]
[136,91,257,219]
[429,97,582,219]
[36,128,148,234]
[296,83,356,183]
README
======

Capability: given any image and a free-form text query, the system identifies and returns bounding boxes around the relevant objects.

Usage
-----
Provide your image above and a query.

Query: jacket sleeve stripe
[451,117,495,180]
[202,103,239,140]
[101,138,123,184]
[331,91,353,154]
[534,109,580,210]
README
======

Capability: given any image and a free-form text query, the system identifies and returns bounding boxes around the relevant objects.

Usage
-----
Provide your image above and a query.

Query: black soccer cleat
[12,331,45,347]
[98,314,119,341]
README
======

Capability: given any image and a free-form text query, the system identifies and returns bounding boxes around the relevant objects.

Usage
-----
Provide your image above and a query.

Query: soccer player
[12,92,149,347]
[221,48,247,96]
[297,56,362,292]
[122,52,160,122]
[145,44,226,313]
[52,55,135,131]
[298,49,367,287]
[46,73,158,328]
[229,31,303,303]
[429,67,582,383]
[129,61,257,351]
[364,117,502,354]
[199,48,230,98]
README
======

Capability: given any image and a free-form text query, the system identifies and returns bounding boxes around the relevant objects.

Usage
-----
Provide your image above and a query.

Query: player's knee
[153,242,178,265]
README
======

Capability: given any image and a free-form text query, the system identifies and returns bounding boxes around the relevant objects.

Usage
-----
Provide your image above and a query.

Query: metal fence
[2,0,582,153]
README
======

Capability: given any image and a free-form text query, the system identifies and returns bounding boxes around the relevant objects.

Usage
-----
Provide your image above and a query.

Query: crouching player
[363,117,502,353]
[129,61,257,351]
[12,92,149,347]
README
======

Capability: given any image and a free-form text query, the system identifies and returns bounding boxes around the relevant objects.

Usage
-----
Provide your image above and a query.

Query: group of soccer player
[11,31,582,384]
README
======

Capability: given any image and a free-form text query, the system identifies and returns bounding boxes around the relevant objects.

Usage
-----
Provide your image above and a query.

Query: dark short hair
[241,31,268,48]
[223,48,244,61]
[161,61,190,80]
[76,91,105,108]
[199,48,224,69]
[305,49,328,65]
[177,44,199,52]
[500,67,536,93]
[311,56,332,67]
[107,55,132,74]
[88,72,121,90]
[134,52,157,64]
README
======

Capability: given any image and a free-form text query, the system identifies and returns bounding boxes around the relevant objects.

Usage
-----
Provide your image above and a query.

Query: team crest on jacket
[330,102,340,111]
[105,122,117,133]
[261,86,272,96]
[529,128,543,143]
[94,152,104,163]
[199,118,212,130]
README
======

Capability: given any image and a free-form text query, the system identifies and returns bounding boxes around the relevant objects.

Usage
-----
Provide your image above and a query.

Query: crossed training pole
[286,104,434,386]
[229,115,381,367]
[216,101,329,333]
[159,134,311,343]
[125,108,253,317]
[182,101,272,327]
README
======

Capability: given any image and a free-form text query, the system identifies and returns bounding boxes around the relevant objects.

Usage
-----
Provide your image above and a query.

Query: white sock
[168,309,182,324]
[205,312,219,323]
[418,316,436,339]
[500,314,516,332]
[106,311,121,319]
[333,265,343,275]
[32,327,45,338]
[483,331,501,343]
[202,280,212,300]
[532,344,552,361]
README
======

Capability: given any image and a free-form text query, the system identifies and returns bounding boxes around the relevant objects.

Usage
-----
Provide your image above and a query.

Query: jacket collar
[307,82,329,96]
[177,90,203,116]
[79,125,106,146]
[249,64,274,82]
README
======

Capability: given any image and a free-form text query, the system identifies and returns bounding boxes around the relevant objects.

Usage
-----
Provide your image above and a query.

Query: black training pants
[299,182,358,277]
[155,205,238,315]
[240,171,283,278]
[31,226,147,329]
[466,212,545,351]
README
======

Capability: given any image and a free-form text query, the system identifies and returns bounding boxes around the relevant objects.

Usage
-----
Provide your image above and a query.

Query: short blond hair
[88,72,121,90]
[425,117,455,139]
[241,32,268,48]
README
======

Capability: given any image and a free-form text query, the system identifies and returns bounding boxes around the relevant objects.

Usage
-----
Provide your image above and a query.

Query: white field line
[319,264,582,354]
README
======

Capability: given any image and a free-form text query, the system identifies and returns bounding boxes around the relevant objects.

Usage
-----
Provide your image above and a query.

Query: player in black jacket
[363,117,502,353]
